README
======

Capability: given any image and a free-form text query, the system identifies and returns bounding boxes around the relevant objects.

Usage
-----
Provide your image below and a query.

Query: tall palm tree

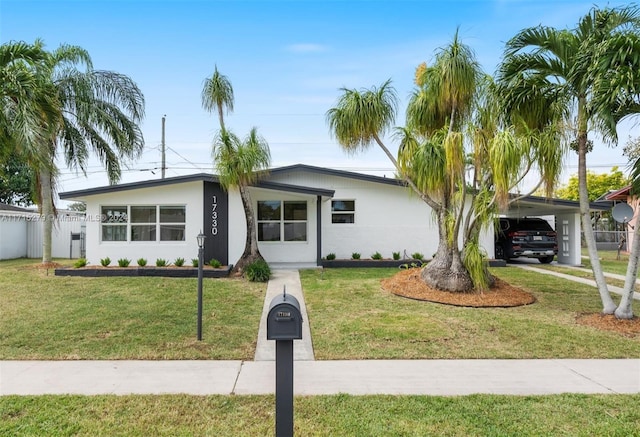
[327,33,565,292]
[498,5,640,315]
[202,66,234,130]
[33,42,145,263]
[213,127,271,273]
[589,29,640,319]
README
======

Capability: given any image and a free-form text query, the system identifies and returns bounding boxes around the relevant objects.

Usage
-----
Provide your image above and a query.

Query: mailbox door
[267,303,302,340]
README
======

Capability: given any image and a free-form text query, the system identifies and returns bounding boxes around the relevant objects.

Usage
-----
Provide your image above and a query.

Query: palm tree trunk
[421,208,473,292]
[232,184,264,274]
[217,103,225,131]
[577,120,617,313]
[615,223,640,319]
[40,167,54,264]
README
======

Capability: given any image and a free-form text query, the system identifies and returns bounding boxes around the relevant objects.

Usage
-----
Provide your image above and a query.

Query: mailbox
[267,292,303,340]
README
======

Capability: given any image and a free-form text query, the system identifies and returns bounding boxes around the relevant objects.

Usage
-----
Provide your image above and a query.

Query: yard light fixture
[197,231,206,341]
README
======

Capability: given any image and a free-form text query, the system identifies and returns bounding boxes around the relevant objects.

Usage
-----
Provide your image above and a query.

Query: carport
[498,195,611,266]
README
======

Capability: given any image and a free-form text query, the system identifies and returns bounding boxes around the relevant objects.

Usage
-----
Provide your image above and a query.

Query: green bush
[325,253,336,260]
[411,252,424,260]
[74,258,88,268]
[371,251,383,260]
[117,258,131,267]
[155,258,168,267]
[100,257,111,267]
[351,252,361,260]
[245,259,271,282]
[392,251,401,260]
[209,259,222,268]
[174,257,185,267]
[191,258,199,267]
[137,258,147,267]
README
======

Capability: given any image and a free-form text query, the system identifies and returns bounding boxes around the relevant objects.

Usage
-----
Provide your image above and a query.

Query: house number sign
[211,195,218,236]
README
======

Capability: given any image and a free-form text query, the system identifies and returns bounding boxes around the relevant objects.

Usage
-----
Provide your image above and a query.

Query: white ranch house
[58,164,603,267]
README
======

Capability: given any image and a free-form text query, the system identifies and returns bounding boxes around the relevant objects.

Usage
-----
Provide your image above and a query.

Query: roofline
[253,180,335,197]
[266,164,406,187]
[59,173,218,199]
[605,185,632,200]
[512,194,611,211]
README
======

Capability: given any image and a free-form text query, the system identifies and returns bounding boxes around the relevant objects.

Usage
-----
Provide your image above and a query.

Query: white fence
[0,213,85,260]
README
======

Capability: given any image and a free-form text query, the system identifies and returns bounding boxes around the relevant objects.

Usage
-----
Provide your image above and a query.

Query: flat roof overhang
[502,194,611,217]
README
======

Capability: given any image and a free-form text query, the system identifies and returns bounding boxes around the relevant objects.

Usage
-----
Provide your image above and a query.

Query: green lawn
[580,249,631,276]
[0,259,265,360]
[301,267,640,360]
[2,394,639,436]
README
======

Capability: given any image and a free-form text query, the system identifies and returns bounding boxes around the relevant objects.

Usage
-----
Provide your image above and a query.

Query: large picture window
[332,200,355,224]
[257,200,307,242]
[100,205,185,242]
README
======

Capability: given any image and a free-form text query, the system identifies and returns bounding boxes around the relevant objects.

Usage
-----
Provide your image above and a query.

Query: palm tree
[498,5,640,315]
[213,127,271,274]
[0,40,60,170]
[327,33,565,292]
[31,42,145,263]
[202,65,234,131]
[589,29,640,319]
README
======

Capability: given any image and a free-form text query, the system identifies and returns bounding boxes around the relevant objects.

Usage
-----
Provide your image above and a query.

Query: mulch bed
[381,268,536,308]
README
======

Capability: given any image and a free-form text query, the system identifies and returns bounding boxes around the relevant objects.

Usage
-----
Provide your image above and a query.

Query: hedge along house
[58,164,601,268]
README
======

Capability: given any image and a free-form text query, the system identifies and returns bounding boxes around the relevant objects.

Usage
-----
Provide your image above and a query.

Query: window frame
[99,205,186,243]
[331,200,356,224]
[257,200,308,243]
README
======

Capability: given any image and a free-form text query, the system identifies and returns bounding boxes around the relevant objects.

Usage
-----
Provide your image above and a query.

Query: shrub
[371,251,383,260]
[209,259,222,268]
[351,252,361,260]
[325,253,336,260]
[411,252,424,260]
[137,258,147,266]
[392,251,401,260]
[245,259,271,282]
[100,257,111,267]
[117,258,131,267]
[155,258,168,267]
[74,258,88,268]
[174,257,185,267]
[192,258,199,267]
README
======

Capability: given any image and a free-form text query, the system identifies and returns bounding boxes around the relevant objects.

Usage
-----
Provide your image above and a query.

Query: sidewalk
[2,359,638,396]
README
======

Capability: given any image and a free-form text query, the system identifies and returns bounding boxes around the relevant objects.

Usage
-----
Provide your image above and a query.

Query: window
[100,205,185,242]
[160,206,186,241]
[101,206,127,241]
[332,200,355,224]
[257,200,307,242]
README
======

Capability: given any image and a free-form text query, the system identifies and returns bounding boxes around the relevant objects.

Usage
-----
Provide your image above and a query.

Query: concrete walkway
[515,264,640,300]
[254,269,314,361]
[2,359,638,396]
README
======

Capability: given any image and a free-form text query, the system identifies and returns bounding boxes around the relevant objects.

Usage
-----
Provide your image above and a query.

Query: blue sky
[1,0,637,198]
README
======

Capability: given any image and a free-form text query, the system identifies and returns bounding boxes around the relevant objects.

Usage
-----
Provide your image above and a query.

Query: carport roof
[503,194,611,217]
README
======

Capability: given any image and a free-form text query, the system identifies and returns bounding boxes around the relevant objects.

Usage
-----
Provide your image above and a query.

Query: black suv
[495,217,557,263]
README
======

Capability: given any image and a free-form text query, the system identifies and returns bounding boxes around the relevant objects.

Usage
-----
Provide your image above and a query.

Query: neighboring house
[0,203,85,260]
[58,164,604,267]
[606,185,638,252]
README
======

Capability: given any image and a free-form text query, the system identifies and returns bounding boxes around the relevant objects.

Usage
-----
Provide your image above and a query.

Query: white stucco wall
[77,181,204,266]
[267,170,496,261]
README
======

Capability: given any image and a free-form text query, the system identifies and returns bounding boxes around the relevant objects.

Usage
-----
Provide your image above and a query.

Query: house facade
[59,164,597,267]
[59,165,490,267]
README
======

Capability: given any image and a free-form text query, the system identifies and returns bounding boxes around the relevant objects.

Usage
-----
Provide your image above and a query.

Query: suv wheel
[538,256,554,264]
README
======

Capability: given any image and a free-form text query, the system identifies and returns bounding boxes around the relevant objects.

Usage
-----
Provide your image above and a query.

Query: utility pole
[161,115,166,179]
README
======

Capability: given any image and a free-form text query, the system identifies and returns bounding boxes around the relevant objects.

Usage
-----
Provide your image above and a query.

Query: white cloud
[285,43,329,54]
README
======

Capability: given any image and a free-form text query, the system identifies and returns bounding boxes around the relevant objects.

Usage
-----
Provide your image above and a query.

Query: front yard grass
[301,268,640,360]
[0,259,265,360]
[2,393,640,436]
